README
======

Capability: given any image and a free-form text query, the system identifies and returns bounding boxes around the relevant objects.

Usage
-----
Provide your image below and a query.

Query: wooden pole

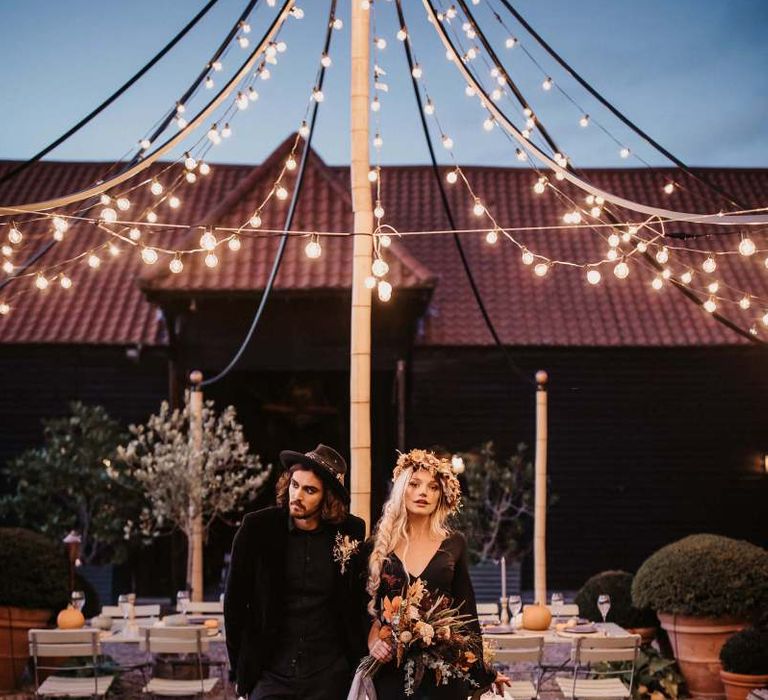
[349,0,373,532]
[534,370,548,605]
[189,370,205,602]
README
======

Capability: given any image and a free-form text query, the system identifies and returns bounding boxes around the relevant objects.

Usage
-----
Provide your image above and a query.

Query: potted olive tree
[632,534,768,700]
[0,528,69,690]
[719,626,768,700]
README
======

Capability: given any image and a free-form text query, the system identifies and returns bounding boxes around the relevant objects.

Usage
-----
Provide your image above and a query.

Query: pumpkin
[522,603,552,631]
[57,605,85,629]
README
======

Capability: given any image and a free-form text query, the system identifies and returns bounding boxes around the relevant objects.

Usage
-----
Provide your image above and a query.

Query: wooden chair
[180,601,223,615]
[483,634,543,699]
[28,628,114,698]
[555,635,640,699]
[547,603,580,618]
[101,604,161,620]
[140,627,221,698]
[476,602,500,624]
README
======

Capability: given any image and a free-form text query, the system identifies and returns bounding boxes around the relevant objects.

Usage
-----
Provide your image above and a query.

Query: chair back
[185,601,223,614]
[484,634,543,663]
[28,629,100,658]
[547,603,580,617]
[140,626,210,654]
[102,604,160,618]
[575,635,640,663]
[476,602,500,623]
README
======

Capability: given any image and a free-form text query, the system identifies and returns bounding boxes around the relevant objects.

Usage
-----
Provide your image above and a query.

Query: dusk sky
[0,0,766,169]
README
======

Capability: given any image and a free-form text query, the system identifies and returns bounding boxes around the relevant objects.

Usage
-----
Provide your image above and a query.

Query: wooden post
[534,370,548,605]
[189,370,205,602]
[349,0,373,532]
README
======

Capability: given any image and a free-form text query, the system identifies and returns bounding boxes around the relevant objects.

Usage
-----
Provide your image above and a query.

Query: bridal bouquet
[357,578,485,696]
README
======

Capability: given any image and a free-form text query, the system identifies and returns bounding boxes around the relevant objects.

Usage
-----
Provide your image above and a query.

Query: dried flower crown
[392,448,462,514]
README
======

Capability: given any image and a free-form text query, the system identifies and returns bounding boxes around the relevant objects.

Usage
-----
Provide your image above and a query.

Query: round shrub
[575,570,657,628]
[0,528,69,610]
[632,534,768,618]
[720,627,768,674]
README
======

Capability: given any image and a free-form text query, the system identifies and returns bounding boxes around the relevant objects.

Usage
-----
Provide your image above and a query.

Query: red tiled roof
[1,140,767,347]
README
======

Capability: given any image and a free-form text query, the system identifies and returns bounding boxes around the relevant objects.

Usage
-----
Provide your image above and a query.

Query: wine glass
[551,591,564,618]
[177,590,190,614]
[70,590,85,612]
[117,593,132,621]
[597,593,611,623]
[508,595,522,630]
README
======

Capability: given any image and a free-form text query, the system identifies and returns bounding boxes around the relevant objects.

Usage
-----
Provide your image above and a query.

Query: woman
[364,449,509,699]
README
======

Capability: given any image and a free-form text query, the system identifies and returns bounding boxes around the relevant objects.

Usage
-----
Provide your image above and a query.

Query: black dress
[371,532,495,699]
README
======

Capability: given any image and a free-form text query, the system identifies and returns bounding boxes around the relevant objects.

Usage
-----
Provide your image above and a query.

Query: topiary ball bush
[632,534,768,618]
[575,570,658,628]
[720,626,768,674]
[0,528,69,610]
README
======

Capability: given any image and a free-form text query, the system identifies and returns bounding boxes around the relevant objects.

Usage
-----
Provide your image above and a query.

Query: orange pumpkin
[57,605,85,629]
[522,603,552,631]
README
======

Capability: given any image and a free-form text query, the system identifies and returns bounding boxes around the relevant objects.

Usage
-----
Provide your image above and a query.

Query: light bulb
[212,60,223,72]
[620,147,631,159]
[2,261,13,273]
[204,253,218,268]
[472,200,485,217]
[250,213,262,228]
[738,238,756,256]
[466,47,477,60]
[515,148,527,162]
[60,275,72,289]
[168,196,181,209]
[379,234,391,247]
[521,249,534,265]
[397,28,407,41]
[248,87,259,101]
[465,85,476,97]
[614,261,630,279]
[664,182,675,194]
[276,186,289,200]
[651,277,663,290]
[586,269,601,285]
[205,76,214,89]
[238,35,249,49]
[526,117,536,130]
[424,100,435,115]
[299,122,310,138]
[236,93,249,110]
[371,97,380,112]
[364,276,377,289]
[207,125,221,144]
[596,196,605,205]
[100,194,111,206]
[108,243,120,257]
[579,114,590,128]
[555,171,566,181]
[591,206,602,218]
[621,232,632,243]
[186,172,197,184]
[376,37,387,50]
[441,134,453,149]
[681,270,693,284]
[505,36,518,48]
[763,311,768,327]
[221,123,232,138]
[228,236,241,252]
[140,138,151,150]
[373,134,383,149]
[411,64,422,79]
[372,258,389,277]
[534,263,549,277]
[141,247,158,265]
[636,241,647,253]
[8,227,23,244]
[655,247,669,264]
[606,248,619,261]
[702,256,717,273]
[174,102,184,115]
[661,268,672,280]
[276,40,287,52]
[542,77,553,91]
[0,302,9,315]
[286,156,297,171]
[260,68,271,80]
[86,254,100,269]
[200,231,217,251]
[305,240,322,259]
[533,179,546,194]
[129,227,141,241]
[150,180,163,195]
[491,88,502,101]
[485,230,498,245]
[739,295,751,310]
[446,170,458,184]
[707,281,719,294]
[1,245,11,257]
[703,297,717,313]
[241,21,251,33]
[312,88,324,102]
[368,169,378,183]
[266,44,278,60]
[116,197,130,211]
[101,207,117,223]
[176,116,187,130]
[35,274,49,290]
[608,233,620,248]
[378,280,392,302]
[333,17,343,30]
[321,53,332,68]
[146,211,158,223]
[374,204,385,219]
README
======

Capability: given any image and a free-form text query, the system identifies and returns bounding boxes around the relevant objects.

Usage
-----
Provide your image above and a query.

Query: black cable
[396,0,534,386]
[427,0,765,347]
[0,0,221,187]
[201,0,337,386]
[493,0,748,211]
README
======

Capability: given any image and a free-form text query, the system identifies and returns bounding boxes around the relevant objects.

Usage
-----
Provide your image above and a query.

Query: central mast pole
[349,0,373,531]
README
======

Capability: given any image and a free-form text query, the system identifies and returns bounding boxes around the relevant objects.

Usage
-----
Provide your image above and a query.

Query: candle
[501,556,507,600]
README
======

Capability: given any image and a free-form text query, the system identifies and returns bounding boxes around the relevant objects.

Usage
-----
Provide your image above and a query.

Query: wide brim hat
[279,443,350,504]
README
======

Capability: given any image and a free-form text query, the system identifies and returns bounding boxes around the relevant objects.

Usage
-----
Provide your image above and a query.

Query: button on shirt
[267,519,343,677]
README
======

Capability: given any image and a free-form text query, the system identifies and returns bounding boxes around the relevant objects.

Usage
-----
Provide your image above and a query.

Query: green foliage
[720,626,768,674]
[0,528,69,610]
[632,534,768,618]
[576,570,658,628]
[454,442,555,564]
[595,647,686,700]
[0,402,145,565]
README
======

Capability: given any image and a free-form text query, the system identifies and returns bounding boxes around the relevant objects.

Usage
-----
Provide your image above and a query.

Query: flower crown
[392,448,462,514]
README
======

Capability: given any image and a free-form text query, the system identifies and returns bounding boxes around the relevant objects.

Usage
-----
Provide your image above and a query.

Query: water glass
[508,595,522,629]
[597,593,611,623]
[70,590,85,612]
[551,591,564,618]
[177,589,190,614]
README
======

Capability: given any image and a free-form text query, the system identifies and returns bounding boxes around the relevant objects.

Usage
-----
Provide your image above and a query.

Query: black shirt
[267,517,344,677]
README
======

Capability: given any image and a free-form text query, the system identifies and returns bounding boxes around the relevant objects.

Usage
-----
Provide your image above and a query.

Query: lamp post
[62,530,81,592]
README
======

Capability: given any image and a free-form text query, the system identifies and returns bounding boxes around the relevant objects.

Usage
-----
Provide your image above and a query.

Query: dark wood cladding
[407,346,768,589]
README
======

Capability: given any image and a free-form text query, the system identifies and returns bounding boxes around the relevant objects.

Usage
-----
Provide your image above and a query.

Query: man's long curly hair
[275,464,348,525]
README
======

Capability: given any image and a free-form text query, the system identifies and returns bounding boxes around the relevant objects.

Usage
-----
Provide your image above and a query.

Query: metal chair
[140,627,221,698]
[484,634,543,699]
[28,628,114,698]
[555,635,640,699]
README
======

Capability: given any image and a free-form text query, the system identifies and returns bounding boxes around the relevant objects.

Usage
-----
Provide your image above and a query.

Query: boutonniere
[333,533,360,575]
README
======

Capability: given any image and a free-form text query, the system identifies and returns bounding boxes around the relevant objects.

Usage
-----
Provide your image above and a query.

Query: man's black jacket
[224,506,368,695]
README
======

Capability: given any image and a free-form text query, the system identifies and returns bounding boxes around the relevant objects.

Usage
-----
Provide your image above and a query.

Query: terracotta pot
[0,606,53,690]
[659,612,747,700]
[720,670,768,700]
[627,626,657,646]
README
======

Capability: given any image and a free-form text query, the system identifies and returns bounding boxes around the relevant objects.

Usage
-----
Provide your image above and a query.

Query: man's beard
[290,501,321,520]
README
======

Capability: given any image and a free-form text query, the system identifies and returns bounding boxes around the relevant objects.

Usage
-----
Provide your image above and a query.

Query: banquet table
[483,621,631,645]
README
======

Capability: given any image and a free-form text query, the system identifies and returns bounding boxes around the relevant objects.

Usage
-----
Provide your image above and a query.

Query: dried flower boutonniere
[333,533,360,575]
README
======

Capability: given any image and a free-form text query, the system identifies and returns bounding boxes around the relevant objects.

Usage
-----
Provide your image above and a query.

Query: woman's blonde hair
[366,465,453,616]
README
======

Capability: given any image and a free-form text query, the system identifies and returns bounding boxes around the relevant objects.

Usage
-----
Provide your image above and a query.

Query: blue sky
[0,0,765,169]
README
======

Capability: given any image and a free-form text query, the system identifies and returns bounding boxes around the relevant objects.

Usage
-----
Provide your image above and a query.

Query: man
[224,444,368,699]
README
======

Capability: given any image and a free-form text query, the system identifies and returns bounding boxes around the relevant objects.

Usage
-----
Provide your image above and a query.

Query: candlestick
[499,596,509,625]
